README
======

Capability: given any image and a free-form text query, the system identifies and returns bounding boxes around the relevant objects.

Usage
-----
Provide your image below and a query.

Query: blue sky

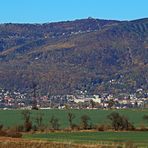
[0,0,147,23]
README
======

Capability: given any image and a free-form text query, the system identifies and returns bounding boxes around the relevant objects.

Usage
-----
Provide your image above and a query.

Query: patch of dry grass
[0,137,116,148]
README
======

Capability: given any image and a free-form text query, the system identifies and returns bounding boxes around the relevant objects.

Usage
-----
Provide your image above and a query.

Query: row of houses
[0,88,148,109]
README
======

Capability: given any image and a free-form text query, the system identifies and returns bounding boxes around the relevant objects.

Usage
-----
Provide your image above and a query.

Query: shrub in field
[6,130,22,138]
[32,125,38,131]
[80,114,91,130]
[139,123,147,131]
[14,125,24,132]
[32,112,46,132]
[95,124,111,131]
[107,112,135,131]
[0,124,7,136]
[64,124,80,131]
[34,112,44,130]
[24,121,32,132]
[0,127,22,138]
[67,112,75,129]
[71,124,80,131]
[49,115,60,130]
[0,130,7,136]
[21,110,32,132]
[39,125,47,132]
[95,124,105,131]
[0,124,3,131]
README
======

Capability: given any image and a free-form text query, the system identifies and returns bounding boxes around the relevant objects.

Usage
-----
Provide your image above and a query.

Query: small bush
[49,115,60,130]
[95,124,105,131]
[0,130,7,136]
[39,126,46,132]
[71,124,80,130]
[32,125,38,131]
[15,125,24,132]
[63,128,72,132]
[22,109,32,132]
[71,124,80,131]
[95,124,111,131]
[0,129,22,138]
[24,121,32,132]
[0,124,3,131]
[6,130,22,138]
[80,114,91,130]
[139,123,147,131]
[107,112,135,131]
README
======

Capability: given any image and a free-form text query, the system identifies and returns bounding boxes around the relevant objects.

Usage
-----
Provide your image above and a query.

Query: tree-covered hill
[0,18,148,95]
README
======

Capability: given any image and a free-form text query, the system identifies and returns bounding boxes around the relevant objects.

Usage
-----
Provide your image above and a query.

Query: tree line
[0,110,148,138]
[20,110,148,132]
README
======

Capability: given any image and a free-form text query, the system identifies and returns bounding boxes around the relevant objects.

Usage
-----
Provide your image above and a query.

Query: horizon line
[0,17,147,25]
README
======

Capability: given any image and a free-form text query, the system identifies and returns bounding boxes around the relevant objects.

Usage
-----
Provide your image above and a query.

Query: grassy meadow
[0,109,148,128]
[23,131,148,147]
[0,109,148,147]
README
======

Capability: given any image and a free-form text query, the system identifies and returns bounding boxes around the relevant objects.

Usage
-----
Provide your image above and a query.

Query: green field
[23,131,148,147]
[0,109,148,128]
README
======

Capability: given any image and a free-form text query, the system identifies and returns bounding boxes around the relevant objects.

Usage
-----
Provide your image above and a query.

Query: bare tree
[80,114,91,129]
[49,115,60,130]
[67,112,75,129]
[107,112,134,131]
[21,110,32,131]
[35,112,44,129]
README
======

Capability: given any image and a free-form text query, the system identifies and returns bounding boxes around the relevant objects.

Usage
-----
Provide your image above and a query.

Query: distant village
[0,88,148,110]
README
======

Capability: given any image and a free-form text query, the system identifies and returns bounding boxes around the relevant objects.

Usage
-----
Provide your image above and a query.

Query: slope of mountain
[0,18,148,95]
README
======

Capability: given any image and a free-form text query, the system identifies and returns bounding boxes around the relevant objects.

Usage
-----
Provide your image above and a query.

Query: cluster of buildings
[0,88,148,110]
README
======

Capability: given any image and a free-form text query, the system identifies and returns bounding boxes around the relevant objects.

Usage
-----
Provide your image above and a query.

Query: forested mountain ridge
[0,18,148,95]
